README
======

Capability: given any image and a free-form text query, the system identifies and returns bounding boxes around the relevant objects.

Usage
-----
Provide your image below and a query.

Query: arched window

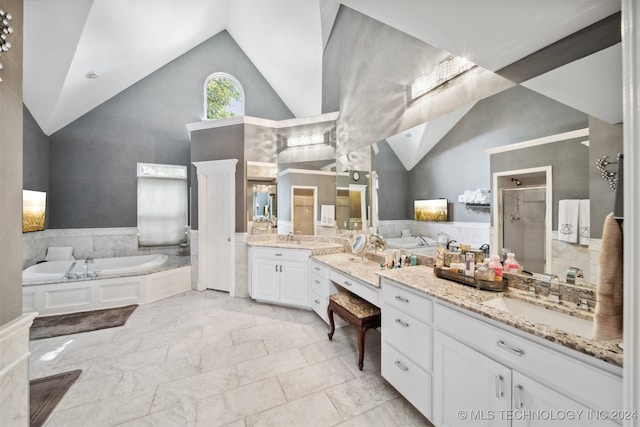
[204,72,245,120]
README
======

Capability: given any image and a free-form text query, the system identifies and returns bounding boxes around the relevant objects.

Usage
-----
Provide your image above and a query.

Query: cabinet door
[280,260,309,307]
[512,372,620,427]
[251,258,279,303]
[434,332,511,427]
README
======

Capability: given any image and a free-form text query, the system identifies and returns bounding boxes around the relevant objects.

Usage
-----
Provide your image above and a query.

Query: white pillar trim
[622,0,639,422]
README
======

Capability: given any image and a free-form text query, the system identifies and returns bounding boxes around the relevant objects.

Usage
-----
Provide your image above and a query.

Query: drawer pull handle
[343,281,352,287]
[497,340,524,357]
[275,253,283,256]
[279,265,283,273]
[395,295,409,303]
[395,318,409,328]
[515,385,525,409]
[314,280,320,284]
[315,266,321,271]
[394,360,409,372]
[314,299,321,304]
[275,265,278,272]
[495,375,504,399]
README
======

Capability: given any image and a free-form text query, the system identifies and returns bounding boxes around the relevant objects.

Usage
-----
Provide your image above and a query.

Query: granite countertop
[312,252,383,288]
[378,266,623,368]
[247,239,344,256]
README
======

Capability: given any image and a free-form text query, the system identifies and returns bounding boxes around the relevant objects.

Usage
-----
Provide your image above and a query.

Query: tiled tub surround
[23,227,190,269]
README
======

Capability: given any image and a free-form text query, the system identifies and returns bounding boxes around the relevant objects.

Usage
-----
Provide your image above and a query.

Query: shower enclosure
[493,167,552,275]
[501,187,546,273]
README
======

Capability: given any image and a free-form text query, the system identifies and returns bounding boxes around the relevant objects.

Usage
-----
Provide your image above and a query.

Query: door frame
[492,166,552,273]
[193,159,238,293]
[290,185,318,236]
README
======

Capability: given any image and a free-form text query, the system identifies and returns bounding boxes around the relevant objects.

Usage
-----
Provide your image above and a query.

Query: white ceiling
[23,0,622,145]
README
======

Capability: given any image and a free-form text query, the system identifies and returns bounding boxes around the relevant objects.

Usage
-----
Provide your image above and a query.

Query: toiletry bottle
[410,254,417,266]
[489,255,503,282]
[503,253,520,274]
[465,252,475,277]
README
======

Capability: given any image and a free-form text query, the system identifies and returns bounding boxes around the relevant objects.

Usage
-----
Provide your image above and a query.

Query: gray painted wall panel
[374,140,410,220]
[588,116,623,238]
[0,0,23,326]
[45,30,291,229]
[190,124,245,232]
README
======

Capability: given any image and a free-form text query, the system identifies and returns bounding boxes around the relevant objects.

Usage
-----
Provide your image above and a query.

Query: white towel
[45,246,75,261]
[579,199,590,246]
[320,205,335,226]
[558,199,579,243]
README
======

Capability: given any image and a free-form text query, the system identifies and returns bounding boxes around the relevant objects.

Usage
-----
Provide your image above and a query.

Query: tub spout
[63,261,78,281]
[83,257,95,278]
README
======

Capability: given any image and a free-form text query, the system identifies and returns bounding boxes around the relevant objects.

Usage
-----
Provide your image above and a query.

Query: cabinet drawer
[382,341,432,419]
[435,303,622,412]
[309,260,329,279]
[310,273,329,297]
[329,269,378,306]
[382,279,433,324]
[382,304,432,372]
[310,290,328,323]
[251,247,311,262]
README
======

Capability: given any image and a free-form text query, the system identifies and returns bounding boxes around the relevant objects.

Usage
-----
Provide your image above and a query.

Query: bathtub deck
[23,257,191,316]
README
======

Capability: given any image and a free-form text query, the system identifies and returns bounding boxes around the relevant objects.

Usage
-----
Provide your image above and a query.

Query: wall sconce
[0,9,14,83]
[595,155,618,191]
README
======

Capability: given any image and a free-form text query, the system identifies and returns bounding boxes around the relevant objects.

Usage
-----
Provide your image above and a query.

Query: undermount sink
[482,296,594,339]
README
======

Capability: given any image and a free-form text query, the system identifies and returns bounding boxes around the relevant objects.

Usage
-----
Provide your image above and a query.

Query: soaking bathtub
[22,254,191,316]
[385,236,440,256]
[23,254,169,283]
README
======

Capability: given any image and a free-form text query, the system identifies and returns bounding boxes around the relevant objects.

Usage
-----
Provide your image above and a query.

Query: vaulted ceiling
[23,0,622,165]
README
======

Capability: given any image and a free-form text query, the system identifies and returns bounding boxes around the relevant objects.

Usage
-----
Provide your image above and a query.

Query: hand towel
[320,205,335,226]
[593,213,623,340]
[558,199,579,243]
[578,199,590,246]
[45,246,75,261]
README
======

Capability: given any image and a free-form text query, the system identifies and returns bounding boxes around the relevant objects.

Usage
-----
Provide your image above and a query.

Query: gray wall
[374,140,410,220]
[43,30,291,229]
[409,86,588,222]
[23,106,49,193]
[491,138,589,231]
[589,116,623,237]
[190,124,246,232]
[0,0,23,326]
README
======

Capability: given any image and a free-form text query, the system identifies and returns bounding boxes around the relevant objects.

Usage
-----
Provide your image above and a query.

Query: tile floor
[29,290,434,426]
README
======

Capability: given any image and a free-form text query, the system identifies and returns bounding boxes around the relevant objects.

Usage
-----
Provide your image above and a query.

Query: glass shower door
[502,187,546,273]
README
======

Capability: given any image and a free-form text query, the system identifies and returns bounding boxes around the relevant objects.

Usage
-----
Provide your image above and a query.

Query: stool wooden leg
[356,326,366,371]
[327,306,335,340]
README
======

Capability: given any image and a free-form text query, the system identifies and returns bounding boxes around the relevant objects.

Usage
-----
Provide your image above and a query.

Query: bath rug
[30,369,82,427]
[30,304,138,340]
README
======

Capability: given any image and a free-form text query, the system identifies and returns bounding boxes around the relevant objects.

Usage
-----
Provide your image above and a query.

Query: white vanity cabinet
[249,247,310,308]
[433,303,622,427]
[309,259,339,323]
[380,278,433,419]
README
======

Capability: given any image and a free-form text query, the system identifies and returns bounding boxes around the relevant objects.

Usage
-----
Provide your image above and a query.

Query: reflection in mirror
[247,161,277,234]
[336,145,372,231]
[275,113,338,236]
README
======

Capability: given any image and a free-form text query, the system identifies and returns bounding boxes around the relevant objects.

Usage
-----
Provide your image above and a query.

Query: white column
[622,0,640,423]
[0,313,37,427]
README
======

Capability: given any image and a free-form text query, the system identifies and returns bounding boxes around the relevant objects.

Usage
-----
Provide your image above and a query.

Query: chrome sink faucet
[83,257,95,278]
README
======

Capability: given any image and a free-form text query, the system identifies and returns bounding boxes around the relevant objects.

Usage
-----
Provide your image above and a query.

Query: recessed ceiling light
[86,70,100,79]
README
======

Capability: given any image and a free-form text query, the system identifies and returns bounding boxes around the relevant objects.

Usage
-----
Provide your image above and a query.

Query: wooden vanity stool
[327,291,381,370]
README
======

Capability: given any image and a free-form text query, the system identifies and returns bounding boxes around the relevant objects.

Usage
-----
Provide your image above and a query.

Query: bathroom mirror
[247,161,278,234]
[274,115,338,236]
